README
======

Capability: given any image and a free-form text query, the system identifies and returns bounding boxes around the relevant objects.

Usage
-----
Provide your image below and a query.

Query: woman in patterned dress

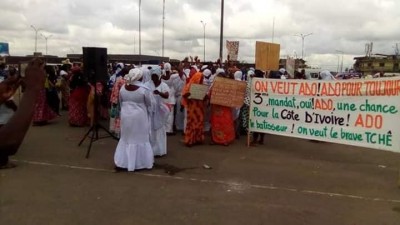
[32,66,57,126]
[109,68,129,138]
[209,68,236,146]
[182,70,205,147]
[68,69,90,127]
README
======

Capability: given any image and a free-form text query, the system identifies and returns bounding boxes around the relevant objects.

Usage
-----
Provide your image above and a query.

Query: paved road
[1,116,400,225]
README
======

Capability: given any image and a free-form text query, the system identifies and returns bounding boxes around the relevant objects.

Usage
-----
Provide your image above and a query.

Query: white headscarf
[124,68,143,84]
[247,70,255,80]
[183,69,190,77]
[151,66,162,80]
[164,62,171,72]
[125,68,143,84]
[191,65,199,72]
[203,69,212,77]
[234,71,243,81]
[216,68,225,75]
[320,70,335,80]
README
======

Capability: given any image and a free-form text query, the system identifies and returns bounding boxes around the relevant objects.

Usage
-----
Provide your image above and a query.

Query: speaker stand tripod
[78,84,118,158]
[78,121,118,158]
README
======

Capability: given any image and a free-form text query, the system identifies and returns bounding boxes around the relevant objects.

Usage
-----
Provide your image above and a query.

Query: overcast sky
[1,0,399,71]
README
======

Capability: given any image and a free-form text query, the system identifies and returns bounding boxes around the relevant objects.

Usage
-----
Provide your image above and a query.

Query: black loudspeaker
[82,47,108,83]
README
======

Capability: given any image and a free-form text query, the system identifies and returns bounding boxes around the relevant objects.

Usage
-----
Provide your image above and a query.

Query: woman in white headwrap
[175,68,189,132]
[319,70,336,80]
[114,68,155,172]
[161,62,176,135]
[145,67,170,157]
[233,71,243,139]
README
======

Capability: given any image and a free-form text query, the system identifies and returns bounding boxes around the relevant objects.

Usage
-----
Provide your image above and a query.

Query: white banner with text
[249,78,400,152]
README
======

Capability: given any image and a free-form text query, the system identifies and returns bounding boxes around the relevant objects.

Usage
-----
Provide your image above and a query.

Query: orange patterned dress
[210,104,235,145]
[182,72,205,146]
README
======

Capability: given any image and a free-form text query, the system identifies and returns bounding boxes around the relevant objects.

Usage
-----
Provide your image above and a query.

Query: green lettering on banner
[268,97,296,108]
[336,102,357,111]
[358,99,398,114]
[340,128,363,142]
[249,119,255,128]
[249,77,400,152]
[255,120,288,132]
[272,108,279,119]
[365,131,393,147]
[252,107,269,118]
[330,127,338,139]
[308,126,328,137]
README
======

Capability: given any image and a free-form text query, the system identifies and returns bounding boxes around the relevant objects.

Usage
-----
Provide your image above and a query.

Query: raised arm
[0,58,45,153]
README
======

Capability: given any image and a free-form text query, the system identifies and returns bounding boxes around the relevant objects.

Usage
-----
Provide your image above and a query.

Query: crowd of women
[1,56,335,172]
[108,58,277,172]
[23,59,109,127]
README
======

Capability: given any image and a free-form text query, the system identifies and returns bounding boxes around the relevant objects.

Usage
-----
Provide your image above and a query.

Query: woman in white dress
[114,68,154,172]
[145,66,170,157]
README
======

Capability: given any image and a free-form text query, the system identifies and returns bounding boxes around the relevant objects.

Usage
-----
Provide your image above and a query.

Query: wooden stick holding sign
[247,89,252,148]
[188,83,208,100]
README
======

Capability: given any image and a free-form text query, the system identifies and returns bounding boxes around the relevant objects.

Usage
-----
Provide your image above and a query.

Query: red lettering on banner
[314,99,333,111]
[270,81,298,95]
[354,114,383,129]
[298,82,318,96]
[254,81,268,93]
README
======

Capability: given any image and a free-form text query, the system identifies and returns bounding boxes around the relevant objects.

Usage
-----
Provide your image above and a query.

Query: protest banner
[286,56,295,78]
[189,83,209,100]
[210,77,247,108]
[226,41,239,61]
[255,41,280,71]
[249,77,400,152]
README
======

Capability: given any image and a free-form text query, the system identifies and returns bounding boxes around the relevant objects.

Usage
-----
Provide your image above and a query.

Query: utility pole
[200,21,206,62]
[162,0,165,57]
[272,17,275,43]
[138,0,142,65]
[219,0,224,62]
[40,33,52,55]
[294,33,313,59]
[30,25,41,53]
[336,55,340,73]
[336,50,344,73]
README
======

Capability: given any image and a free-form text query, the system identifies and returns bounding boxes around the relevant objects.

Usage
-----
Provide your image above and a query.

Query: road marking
[12,159,400,204]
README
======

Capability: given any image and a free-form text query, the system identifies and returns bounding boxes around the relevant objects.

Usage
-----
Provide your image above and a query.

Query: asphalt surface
[1,115,400,225]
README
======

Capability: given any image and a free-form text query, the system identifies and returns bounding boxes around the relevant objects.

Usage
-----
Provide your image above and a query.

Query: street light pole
[40,33,53,55]
[162,0,165,57]
[336,55,340,73]
[200,21,206,62]
[30,25,41,53]
[138,0,142,65]
[219,0,224,61]
[336,50,344,72]
[295,33,313,59]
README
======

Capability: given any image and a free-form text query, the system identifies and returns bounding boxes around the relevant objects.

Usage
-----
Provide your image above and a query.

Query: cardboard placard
[255,41,280,71]
[210,77,247,108]
[189,83,209,100]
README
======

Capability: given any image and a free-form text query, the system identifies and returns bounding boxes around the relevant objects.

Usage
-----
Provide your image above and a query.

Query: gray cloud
[0,0,399,68]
